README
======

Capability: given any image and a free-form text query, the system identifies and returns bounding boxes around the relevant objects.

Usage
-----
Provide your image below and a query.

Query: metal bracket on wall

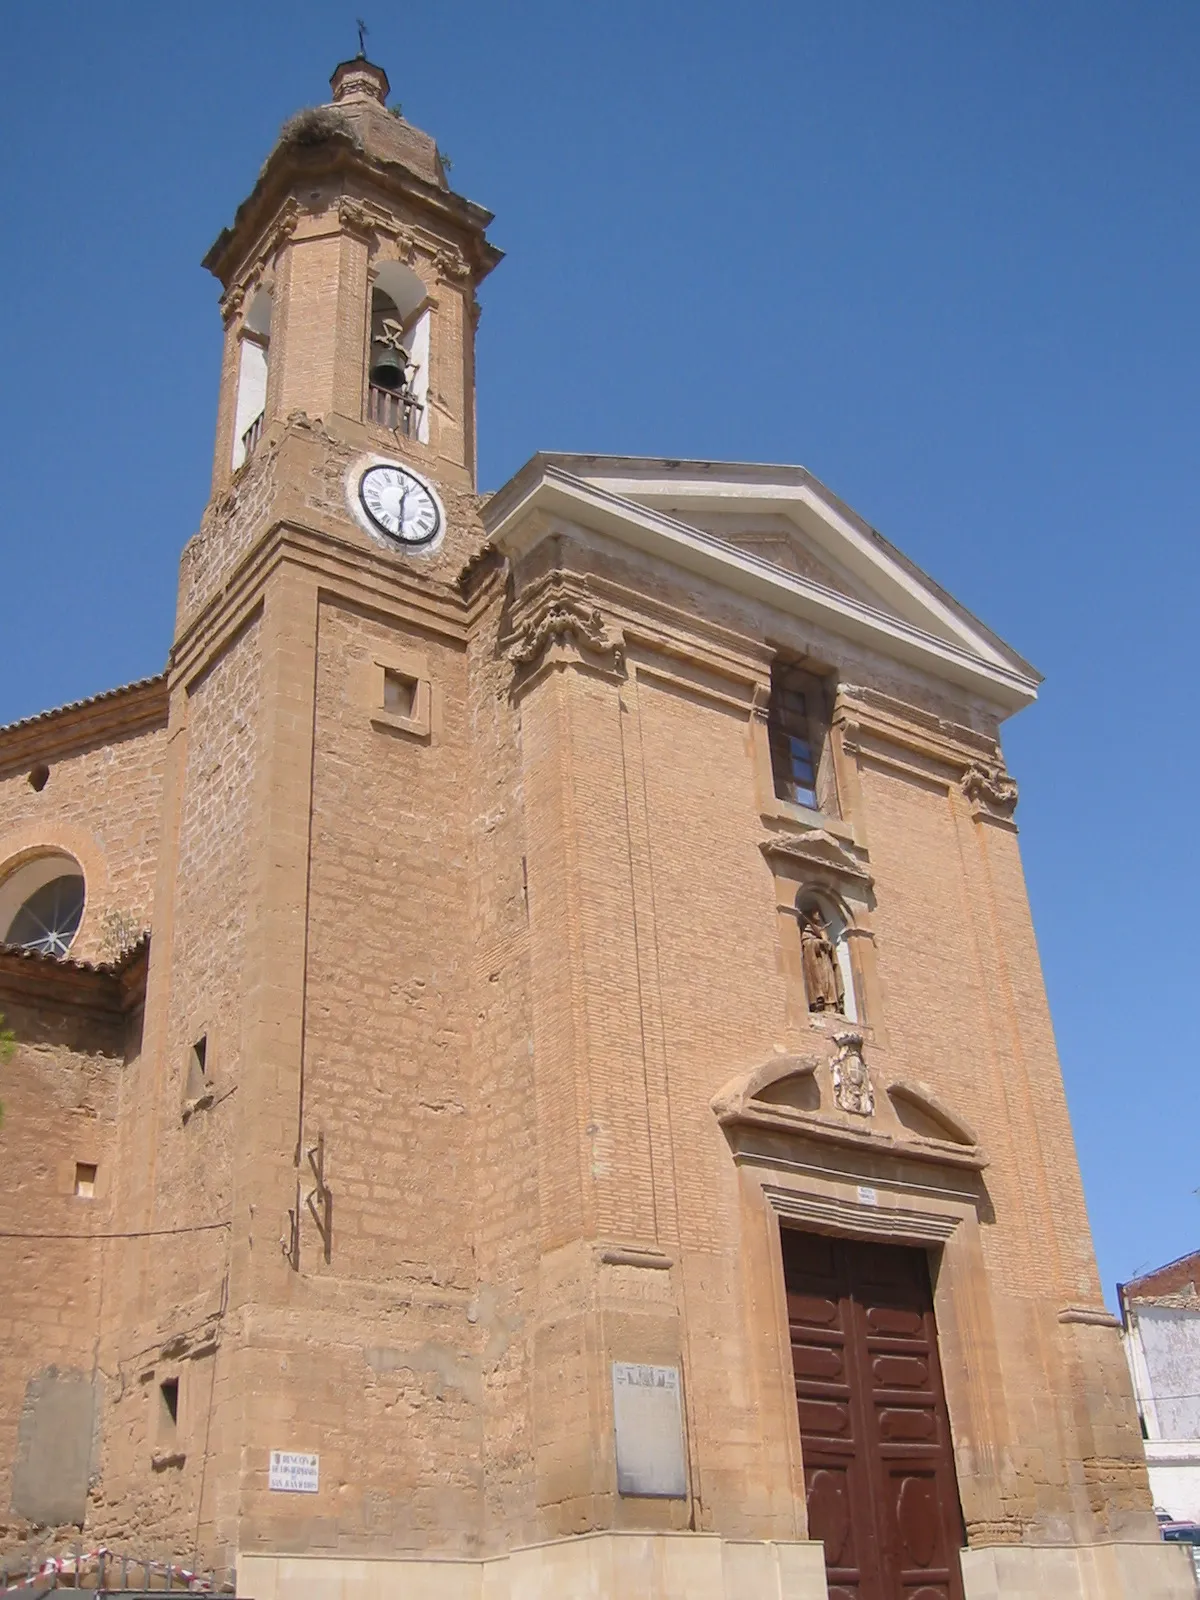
[306,1132,332,1264]
[282,1178,301,1270]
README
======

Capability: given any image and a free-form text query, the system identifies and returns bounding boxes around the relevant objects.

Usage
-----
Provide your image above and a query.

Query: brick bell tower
[204,53,500,501]
[115,56,508,1577]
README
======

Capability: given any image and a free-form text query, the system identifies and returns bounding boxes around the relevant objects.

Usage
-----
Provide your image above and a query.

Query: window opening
[185,1036,211,1107]
[5,873,85,957]
[27,764,49,792]
[768,662,837,815]
[74,1162,97,1199]
[232,286,271,470]
[367,261,430,441]
[382,668,418,717]
[160,1377,179,1428]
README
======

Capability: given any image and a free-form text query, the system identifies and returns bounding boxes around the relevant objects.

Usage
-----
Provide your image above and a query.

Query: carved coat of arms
[831,1030,874,1117]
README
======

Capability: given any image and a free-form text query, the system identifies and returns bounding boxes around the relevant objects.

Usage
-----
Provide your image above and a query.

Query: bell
[370,342,408,391]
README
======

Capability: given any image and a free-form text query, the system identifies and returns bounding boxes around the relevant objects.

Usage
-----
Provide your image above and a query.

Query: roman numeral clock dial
[356,462,443,549]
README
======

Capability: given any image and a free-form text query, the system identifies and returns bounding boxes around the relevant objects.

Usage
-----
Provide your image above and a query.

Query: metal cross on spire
[356,17,369,58]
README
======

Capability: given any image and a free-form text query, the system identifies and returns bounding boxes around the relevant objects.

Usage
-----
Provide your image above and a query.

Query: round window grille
[5,873,86,956]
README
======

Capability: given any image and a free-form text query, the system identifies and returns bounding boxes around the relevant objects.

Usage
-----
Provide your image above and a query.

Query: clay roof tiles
[0,674,166,739]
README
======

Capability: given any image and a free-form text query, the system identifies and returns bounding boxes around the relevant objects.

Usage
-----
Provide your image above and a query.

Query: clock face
[358,463,442,547]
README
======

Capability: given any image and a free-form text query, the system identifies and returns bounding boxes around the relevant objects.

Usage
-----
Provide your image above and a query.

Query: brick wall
[0,708,167,965]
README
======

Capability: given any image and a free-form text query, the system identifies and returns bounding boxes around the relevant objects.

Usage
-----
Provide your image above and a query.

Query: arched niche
[796,887,859,1023]
[367,259,430,441]
[759,829,883,1040]
[232,284,271,470]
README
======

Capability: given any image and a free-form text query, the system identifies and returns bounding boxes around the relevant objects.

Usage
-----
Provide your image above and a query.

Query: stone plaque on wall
[611,1362,687,1498]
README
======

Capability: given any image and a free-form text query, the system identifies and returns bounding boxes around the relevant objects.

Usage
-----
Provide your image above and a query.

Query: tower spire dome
[330,54,390,105]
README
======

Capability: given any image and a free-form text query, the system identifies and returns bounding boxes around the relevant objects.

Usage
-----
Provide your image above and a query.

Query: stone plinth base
[240,1534,1199,1599]
[960,1540,1197,1599]
[238,1533,830,1599]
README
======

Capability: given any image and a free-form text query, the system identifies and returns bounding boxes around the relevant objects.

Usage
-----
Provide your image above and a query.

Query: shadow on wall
[12,1367,98,1527]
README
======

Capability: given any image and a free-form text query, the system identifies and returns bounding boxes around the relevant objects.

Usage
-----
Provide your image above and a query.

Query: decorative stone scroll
[960,762,1019,822]
[220,281,248,326]
[831,1029,874,1117]
[506,577,625,684]
[434,246,472,284]
[337,195,402,242]
[220,200,300,324]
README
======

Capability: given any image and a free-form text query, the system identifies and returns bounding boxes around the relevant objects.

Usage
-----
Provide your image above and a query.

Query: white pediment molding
[484,457,1041,715]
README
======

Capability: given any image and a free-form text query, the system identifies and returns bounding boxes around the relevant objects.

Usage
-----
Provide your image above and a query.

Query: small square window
[369,655,432,740]
[74,1162,97,1199]
[382,668,417,718]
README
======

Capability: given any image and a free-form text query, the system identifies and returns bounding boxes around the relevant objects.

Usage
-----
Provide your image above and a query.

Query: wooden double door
[782,1229,965,1600]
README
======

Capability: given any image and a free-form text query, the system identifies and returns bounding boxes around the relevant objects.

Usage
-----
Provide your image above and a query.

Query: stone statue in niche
[831,1029,874,1117]
[800,906,845,1014]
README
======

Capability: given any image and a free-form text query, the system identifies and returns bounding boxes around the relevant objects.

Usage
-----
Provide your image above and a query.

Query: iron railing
[240,411,264,459]
[367,384,422,438]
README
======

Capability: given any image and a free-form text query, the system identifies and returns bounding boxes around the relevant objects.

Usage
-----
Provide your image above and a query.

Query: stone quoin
[0,53,1187,1600]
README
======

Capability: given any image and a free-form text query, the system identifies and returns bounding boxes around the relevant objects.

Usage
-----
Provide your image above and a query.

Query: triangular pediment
[667,511,891,613]
[484,454,1040,715]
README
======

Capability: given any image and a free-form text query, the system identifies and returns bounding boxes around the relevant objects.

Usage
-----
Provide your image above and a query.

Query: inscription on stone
[611,1362,687,1498]
[269,1450,319,1493]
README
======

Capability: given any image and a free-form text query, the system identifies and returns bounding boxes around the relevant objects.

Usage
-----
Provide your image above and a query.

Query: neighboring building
[1121,1252,1200,1525]
[0,52,1190,1600]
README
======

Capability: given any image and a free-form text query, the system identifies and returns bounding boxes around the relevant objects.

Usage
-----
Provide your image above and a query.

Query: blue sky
[2,2,1197,1302]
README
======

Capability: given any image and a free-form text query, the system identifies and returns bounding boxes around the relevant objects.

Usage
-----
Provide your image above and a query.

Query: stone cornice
[170,517,474,691]
[485,461,1039,716]
[719,1101,988,1173]
[507,562,771,705]
[204,134,501,293]
[833,683,1003,773]
[0,676,168,776]
[489,464,1043,713]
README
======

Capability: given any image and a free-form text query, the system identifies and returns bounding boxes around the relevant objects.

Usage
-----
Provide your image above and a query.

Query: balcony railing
[241,410,265,458]
[367,383,423,438]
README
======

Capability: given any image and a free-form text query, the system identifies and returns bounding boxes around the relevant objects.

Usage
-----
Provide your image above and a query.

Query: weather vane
[356,17,369,57]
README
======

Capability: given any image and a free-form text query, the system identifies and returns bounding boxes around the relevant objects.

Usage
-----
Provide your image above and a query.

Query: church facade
[0,57,1187,1600]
